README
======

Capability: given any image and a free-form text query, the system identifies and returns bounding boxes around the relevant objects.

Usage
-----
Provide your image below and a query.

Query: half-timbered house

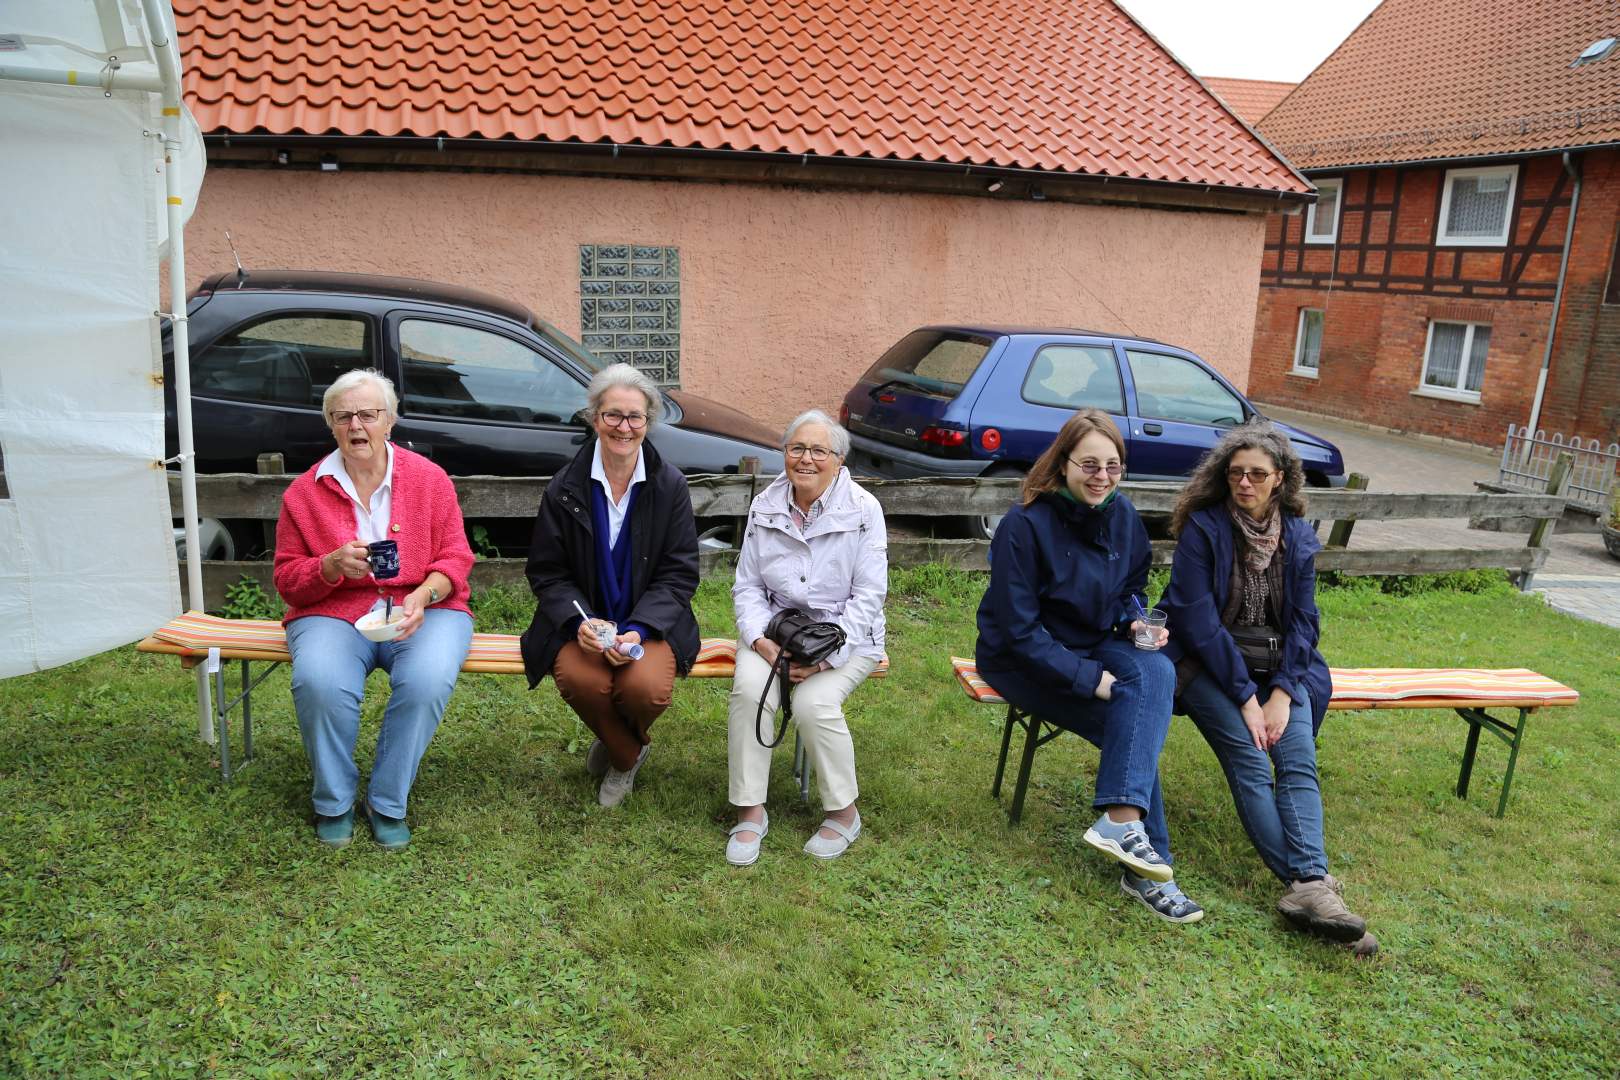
[1247,0,1620,449]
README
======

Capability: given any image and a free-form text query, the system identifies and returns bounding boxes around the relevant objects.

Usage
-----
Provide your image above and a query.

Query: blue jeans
[1179,672,1326,882]
[286,610,473,819]
[981,639,1177,863]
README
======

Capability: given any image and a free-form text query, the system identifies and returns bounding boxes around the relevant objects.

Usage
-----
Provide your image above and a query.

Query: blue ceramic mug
[367,539,400,580]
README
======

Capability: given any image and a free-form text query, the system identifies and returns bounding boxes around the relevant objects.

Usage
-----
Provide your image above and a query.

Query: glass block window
[579,244,681,386]
[1293,309,1323,374]
[1437,165,1517,246]
[1421,320,1490,398]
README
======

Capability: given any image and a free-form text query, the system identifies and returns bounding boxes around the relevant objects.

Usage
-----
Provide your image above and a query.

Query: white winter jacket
[732,467,887,668]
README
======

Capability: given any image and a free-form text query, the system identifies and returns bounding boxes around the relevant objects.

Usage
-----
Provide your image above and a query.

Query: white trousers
[727,643,878,811]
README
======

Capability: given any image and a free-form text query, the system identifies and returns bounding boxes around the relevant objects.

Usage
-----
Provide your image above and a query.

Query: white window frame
[1416,319,1489,403]
[1291,308,1323,377]
[1436,163,1519,247]
[1304,177,1342,244]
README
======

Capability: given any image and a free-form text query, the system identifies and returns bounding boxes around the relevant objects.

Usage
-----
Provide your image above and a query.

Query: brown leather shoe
[1277,875,1367,943]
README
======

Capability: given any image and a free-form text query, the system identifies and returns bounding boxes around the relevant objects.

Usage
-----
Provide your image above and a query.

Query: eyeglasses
[1227,468,1278,485]
[786,444,837,462]
[329,409,383,426]
[1068,457,1122,477]
[599,410,648,429]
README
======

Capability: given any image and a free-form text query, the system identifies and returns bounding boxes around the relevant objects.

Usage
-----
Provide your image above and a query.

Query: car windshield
[536,317,606,373]
[861,330,994,400]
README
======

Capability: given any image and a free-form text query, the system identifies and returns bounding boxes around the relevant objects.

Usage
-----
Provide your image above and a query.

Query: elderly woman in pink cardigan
[273,369,474,852]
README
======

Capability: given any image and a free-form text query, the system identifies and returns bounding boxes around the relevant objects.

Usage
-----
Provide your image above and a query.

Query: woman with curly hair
[1162,422,1374,954]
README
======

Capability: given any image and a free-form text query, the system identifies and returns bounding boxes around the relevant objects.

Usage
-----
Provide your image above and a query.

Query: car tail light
[876,392,896,404]
[839,402,849,425]
[919,425,968,448]
[980,427,1001,451]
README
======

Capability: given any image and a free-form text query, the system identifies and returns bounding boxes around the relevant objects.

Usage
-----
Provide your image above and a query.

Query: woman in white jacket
[725,409,888,865]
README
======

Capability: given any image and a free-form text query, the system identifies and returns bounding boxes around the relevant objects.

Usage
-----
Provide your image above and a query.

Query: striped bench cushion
[950,657,1578,710]
[141,612,887,678]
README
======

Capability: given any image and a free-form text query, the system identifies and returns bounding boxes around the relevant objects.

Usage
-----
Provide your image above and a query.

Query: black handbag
[1228,623,1283,681]
[754,607,847,748]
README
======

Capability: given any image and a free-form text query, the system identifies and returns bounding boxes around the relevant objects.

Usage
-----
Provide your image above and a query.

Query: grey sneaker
[1277,875,1367,943]
[1120,873,1205,924]
[1083,813,1173,882]
[585,738,610,779]
[597,744,649,808]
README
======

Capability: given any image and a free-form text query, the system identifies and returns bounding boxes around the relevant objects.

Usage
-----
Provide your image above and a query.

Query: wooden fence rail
[171,464,1570,610]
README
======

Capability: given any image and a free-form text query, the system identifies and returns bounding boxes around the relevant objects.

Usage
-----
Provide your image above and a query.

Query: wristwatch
[426,584,441,605]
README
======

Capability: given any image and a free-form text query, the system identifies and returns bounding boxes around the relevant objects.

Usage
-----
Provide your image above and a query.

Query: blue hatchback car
[840,326,1346,535]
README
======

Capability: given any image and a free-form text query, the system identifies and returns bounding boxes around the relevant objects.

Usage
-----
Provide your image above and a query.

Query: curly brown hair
[1169,421,1309,536]
[1020,408,1127,507]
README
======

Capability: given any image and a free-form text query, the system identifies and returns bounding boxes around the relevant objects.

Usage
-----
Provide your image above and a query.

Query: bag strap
[755,649,793,749]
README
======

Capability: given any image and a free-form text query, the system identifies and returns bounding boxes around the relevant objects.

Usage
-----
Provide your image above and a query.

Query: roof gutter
[1287,140,1620,175]
[1523,150,1582,450]
[204,131,1315,207]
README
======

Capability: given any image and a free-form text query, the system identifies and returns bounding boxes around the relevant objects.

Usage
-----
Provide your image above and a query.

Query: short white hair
[323,368,398,419]
[782,409,850,457]
[587,363,661,426]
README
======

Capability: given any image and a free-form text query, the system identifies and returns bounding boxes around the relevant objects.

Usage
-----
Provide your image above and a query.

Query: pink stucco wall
[182,169,1266,430]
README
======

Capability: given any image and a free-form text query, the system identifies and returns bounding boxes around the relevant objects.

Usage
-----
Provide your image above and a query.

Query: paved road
[1261,404,1619,629]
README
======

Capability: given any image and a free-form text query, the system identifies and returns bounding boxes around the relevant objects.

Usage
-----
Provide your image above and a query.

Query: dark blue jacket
[1162,506,1332,734]
[976,492,1151,698]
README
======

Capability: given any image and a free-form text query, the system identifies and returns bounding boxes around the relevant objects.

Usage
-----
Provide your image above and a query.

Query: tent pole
[139,0,212,741]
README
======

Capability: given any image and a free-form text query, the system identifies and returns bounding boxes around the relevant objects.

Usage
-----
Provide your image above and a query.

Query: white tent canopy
[0,2,206,694]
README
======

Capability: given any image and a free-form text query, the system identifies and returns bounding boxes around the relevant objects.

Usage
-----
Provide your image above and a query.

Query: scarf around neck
[1227,498,1281,573]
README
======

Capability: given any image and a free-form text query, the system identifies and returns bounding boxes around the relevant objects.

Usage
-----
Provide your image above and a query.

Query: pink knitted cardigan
[273,445,475,626]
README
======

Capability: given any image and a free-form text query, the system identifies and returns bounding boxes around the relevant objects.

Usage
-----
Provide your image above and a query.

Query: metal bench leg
[793,729,810,803]
[213,659,232,783]
[241,659,254,763]
[1495,708,1529,819]
[1456,709,1482,800]
[1008,707,1040,826]
[991,705,1017,798]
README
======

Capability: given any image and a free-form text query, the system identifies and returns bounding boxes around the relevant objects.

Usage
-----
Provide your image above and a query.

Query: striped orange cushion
[1326,667,1578,707]
[949,655,1578,710]
[145,614,887,679]
[952,656,1007,704]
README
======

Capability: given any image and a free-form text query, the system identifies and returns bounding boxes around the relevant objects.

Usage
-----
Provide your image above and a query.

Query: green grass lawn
[1,569,1616,1078]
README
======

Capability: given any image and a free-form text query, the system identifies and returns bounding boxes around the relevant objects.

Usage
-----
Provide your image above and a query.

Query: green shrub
[219,575,284,620]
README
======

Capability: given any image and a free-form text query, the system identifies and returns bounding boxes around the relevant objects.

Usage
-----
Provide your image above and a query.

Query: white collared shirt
[589,438,645,548]
[316,442,394,543]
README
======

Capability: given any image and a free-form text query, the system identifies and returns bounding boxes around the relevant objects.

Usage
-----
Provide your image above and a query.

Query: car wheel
[175,517,236,562]
[964,465,1025,542]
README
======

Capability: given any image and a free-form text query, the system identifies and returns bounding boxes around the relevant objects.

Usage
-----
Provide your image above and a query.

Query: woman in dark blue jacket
[1163,422,1374,954]
[977,409,1201,924]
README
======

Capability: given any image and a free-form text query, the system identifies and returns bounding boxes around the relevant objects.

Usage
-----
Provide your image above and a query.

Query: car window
[1125,350,1246,427]
[860,330,994,399]
[1021,345,1125,412]
[195,315,370,407]
[399,319,588,425]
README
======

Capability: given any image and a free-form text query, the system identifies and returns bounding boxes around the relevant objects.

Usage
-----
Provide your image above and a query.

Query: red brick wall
[1249,151,1619,448]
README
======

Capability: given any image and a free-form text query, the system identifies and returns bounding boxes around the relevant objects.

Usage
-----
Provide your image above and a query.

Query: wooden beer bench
[135,612,887,796]
[950,657,1579,820]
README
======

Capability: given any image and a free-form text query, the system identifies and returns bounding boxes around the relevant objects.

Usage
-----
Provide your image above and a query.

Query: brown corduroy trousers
[552,639,676,771]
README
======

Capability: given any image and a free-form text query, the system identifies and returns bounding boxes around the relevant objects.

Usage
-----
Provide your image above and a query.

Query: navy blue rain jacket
[975,492,1152,698]
[1161,506,1332,734]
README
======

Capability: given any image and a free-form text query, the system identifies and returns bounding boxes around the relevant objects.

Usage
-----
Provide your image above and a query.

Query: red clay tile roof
[1260,0,1620,169]
[173,0,1309,194]
[1203,78,1296,127]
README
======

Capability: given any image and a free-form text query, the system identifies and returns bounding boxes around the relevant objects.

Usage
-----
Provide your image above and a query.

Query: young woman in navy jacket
[1162,422,1374,955]
[976,409,1201,923]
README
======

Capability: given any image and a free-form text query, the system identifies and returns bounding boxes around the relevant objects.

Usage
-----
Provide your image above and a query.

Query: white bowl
[355,608,407,642]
